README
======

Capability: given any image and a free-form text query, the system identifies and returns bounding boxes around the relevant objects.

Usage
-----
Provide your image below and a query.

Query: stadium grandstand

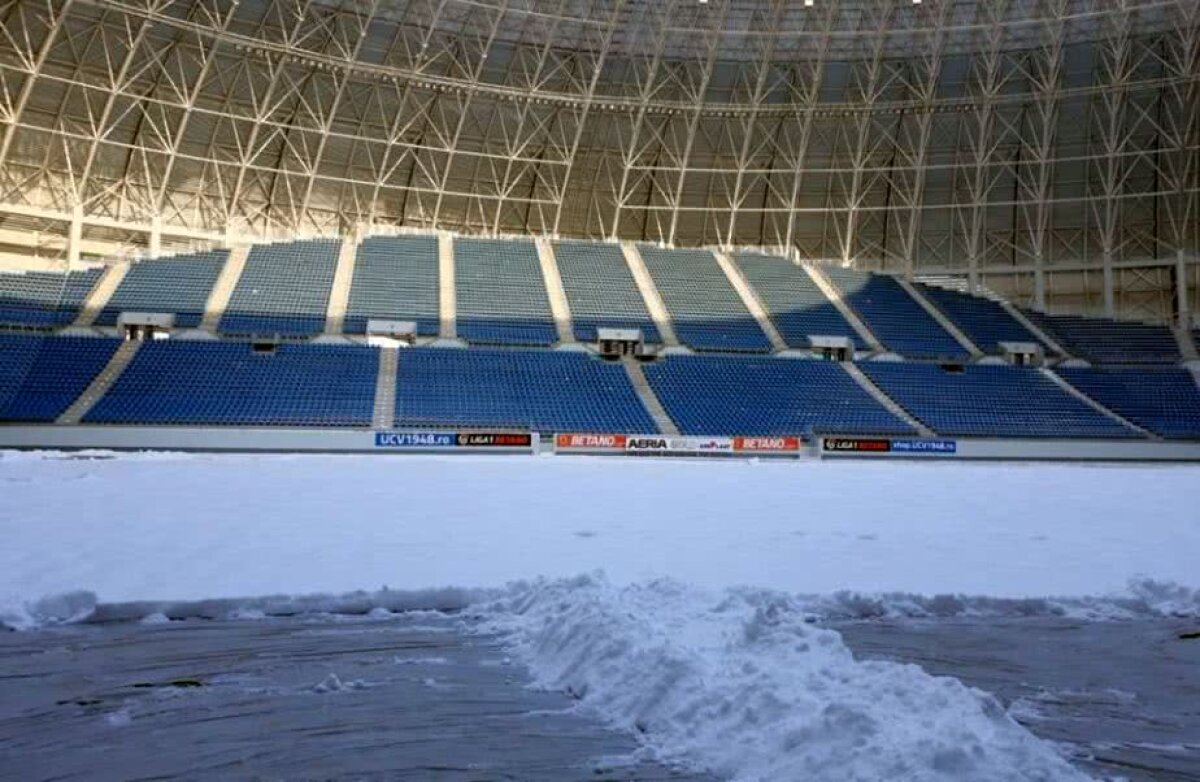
[0,0,1198,459]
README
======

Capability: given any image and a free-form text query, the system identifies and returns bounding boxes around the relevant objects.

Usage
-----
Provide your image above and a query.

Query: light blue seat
[97,251,227,328]
[638,246,771,352]
[733,253,866,350]
[344,236,440,336]
[455,239,557,346]
[0,268,103,327]
[554,240,660,343]
[220,239,339,336]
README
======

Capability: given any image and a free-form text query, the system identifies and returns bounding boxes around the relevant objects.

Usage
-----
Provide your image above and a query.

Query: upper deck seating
[1018,310,1180,365]
[1056,367,1200,439]
[861,362,1139,438]
[343,236,440,336]
[638,246,771,352]
[553,241,660,343]
[643,354,914,436]
[914,283,1043,354]
[394,347,657,433]
[220,239,339,336]
[454,239,557,346]
[96,251,227,328]
[733,253,866,350]
[86,340,377,427]
[823,267,969,360]
[0,268,103,327]
[0,333,118,421]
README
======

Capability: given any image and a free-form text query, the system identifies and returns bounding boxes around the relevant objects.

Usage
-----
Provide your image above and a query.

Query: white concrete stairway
[1000,300,1070,358]
[895,277,984,359]
[438,233,456,340]
[323,234,359,335]
[620,243,679,347]
[801,264,883,352]
[712,250,787,351]
[73,262,130,327]
[372,346,398,429]
[200,245,249,331]
[1172,326,1198,361]
[534,237,575,344]
[57,339,141,424]
[622,357,680,436]
[1040,367,1158,440]
[841,362,935,437]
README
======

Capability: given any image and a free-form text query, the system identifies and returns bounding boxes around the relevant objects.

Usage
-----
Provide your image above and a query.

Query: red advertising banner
[555,433,627,450]
[733,436,802,452]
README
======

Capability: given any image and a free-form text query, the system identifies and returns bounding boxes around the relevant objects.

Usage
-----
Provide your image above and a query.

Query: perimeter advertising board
[555,433,803,456]
[822,437,957,456]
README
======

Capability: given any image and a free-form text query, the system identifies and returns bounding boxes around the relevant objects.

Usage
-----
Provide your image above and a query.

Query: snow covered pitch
[2,451,1198,781]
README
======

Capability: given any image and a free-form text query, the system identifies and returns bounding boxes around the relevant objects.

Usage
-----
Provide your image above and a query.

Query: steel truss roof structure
[0,0,1197,321]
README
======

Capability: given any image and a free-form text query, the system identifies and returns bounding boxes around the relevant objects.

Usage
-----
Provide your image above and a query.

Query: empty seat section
[96,251,227,327]
[394,347,657,433]
[553,241,660,343]
[824,267,968,360]
[85,340,377,426]
[733,253,865,350]
[637,246,770,352]
[915,283,1042,354]
[1056,367,1200,439]
[643,355,913,436]
[344,236,440,335]
[454,239,557,346]
[861,362,1137,438]
[0,268,103,327]
[1018,311,1179,364]
[0,334,119,421]
[220,239,339,336]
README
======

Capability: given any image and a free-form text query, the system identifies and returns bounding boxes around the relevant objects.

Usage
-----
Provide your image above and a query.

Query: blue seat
[395,347,657,433]
[643,355,913,436]
[0,334,119,421]
[1019,310,1179,365]
[915,283,1043,355]
[0,268,103,327]
[824,267,969,360]
[86,340,378,427]
[733,254,866,350]
[861,362,1139,438]
[1057,367,1200,439]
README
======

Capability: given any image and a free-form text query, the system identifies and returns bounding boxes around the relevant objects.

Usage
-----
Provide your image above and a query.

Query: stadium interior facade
[1,0,1199,458]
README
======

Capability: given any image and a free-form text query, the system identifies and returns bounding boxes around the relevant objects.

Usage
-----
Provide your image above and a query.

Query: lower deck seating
[85,340,377,427]
[862,362,1139,438]
[395,347,657,433]
[643,355,914,436]
[0,334,119,421]
[1057,367,1200,439]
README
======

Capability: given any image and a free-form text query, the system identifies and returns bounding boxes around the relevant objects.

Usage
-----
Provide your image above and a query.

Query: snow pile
[478,574,1088,782]
[0,589,97,630]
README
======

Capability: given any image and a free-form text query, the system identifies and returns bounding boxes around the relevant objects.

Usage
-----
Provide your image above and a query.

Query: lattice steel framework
[0,0,1197,321]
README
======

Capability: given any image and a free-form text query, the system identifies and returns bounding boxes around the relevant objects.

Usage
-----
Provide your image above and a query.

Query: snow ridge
[476,574,1089,782]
